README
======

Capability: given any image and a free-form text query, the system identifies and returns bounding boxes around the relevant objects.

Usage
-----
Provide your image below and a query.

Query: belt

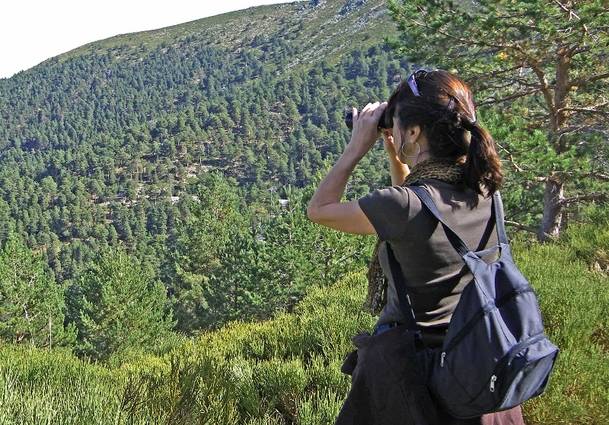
[372,321,401,336]
[372,322,427,351]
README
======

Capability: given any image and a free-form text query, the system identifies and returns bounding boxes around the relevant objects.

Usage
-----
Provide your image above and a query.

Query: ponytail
[462,120,503,196]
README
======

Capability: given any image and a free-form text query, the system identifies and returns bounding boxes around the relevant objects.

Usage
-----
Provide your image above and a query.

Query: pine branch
[408,13,534,60]
[558,171,609,182]
[505,220,537,234]
[465,69,522,89]
[571,44,592,56]
[589,172,609,182]
[565,107,609,117]
[570,72,609,89]
[557,123,608,137]
[559,192,608,206]
[552,0,581,21]
[477,87,543,106]
[556,100,609,116]
[529,60,557,117]
[496,141,527,173]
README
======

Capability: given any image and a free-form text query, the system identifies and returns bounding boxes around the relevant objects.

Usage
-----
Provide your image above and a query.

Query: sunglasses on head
[406,67,437,97]
[406,67,463,113]
[376,68,436,129]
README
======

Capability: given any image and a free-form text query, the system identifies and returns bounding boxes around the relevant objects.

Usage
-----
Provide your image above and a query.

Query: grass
[0,229,608,424]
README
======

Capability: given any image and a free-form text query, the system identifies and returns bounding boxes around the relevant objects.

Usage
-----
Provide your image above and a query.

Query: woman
[307,69,526,425]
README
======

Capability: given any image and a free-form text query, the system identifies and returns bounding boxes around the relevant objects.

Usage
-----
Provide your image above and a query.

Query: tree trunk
[538,177,564,241]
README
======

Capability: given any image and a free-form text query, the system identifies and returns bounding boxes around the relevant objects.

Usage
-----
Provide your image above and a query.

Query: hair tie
[462,117,477,130]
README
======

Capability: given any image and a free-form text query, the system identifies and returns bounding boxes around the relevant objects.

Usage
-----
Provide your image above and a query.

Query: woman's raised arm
[306,102,387,235]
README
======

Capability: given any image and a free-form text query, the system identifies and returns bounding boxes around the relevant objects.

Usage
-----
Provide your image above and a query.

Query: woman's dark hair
[386,69,503,196]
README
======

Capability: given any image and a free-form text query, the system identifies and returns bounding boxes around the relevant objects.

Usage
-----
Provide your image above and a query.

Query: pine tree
[74,244,174,360]
[387,0,609,240]
[170,172,248,331]
[0,233,76,348]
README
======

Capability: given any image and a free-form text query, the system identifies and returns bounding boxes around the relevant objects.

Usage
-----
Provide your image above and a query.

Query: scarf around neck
[363,156,465,315]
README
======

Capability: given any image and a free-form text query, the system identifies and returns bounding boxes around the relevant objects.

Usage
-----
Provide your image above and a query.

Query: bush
[0,226,608,424]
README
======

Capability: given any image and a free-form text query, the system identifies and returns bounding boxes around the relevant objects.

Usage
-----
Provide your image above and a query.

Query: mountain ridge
[16,0,393,79]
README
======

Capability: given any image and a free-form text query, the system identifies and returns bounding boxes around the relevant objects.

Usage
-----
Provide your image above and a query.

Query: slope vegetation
[1,231,607,424]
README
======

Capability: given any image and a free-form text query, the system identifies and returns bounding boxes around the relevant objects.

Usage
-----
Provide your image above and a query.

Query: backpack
[385,184,559,419]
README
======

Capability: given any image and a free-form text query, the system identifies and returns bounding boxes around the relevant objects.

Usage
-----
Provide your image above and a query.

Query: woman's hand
[347,102,388,159]
[381,129,399,160]
[381,127,422,168]
[382,130,411,186]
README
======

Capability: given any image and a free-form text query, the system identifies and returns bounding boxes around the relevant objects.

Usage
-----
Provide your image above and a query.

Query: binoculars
[344,106,393,131]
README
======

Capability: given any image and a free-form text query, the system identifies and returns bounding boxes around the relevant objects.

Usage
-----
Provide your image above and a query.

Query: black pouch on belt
[341,349,359,375]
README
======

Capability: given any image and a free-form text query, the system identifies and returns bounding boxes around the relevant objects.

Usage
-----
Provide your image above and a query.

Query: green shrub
[0,228,607,424]
[561,205,609,272]
[296,390,345,425]
[513,239,609,425]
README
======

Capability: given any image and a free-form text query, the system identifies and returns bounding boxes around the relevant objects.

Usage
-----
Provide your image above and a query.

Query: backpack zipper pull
[440,352,446,367]
[490,375,497,392]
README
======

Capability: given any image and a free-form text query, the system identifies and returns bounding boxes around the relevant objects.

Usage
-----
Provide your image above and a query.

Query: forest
[0,0,402,344]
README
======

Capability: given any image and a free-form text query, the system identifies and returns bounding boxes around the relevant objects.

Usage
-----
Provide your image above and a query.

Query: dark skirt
[335,326,526,425]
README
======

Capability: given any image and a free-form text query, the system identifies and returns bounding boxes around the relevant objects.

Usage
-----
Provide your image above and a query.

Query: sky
[0,0,297,79]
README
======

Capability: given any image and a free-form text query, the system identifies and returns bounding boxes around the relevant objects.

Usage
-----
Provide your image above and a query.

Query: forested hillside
[0,0,408,341]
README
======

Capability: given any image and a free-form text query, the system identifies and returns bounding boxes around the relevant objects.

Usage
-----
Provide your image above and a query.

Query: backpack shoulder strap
[410,185,510,255]
[492,191,509,245]
[385,241,421,337]
[408,185,471,257]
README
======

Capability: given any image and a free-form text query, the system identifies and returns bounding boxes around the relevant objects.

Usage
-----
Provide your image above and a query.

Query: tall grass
[0,233,607,424]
